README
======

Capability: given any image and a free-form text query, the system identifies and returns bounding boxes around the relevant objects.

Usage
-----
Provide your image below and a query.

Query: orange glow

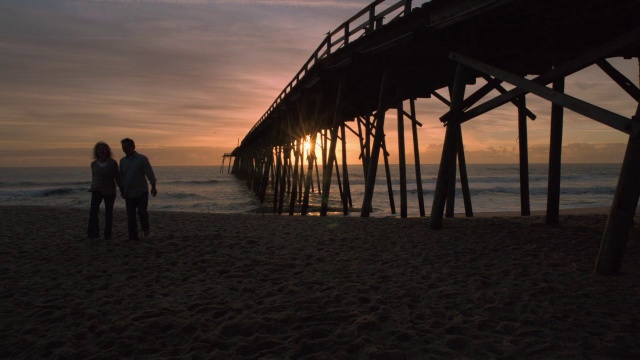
[302,135,314,155]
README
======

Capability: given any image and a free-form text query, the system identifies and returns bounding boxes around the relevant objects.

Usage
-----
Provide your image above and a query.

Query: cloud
[0,0,635,167]
[0,146,230,167]
[1,0,359,156]
[74,0,369,8]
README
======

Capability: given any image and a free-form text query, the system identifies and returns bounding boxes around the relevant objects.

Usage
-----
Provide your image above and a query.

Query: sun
[302,135,315,154]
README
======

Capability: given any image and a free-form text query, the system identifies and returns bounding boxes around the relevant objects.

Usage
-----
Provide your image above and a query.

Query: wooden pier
[220,153,234,173]
[228,0,640,275]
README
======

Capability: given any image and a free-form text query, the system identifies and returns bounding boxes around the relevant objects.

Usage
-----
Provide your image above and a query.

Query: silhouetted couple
[87,138,157,241]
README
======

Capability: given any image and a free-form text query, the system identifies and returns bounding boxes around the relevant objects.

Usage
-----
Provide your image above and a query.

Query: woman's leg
[103,194,116,239]
[87,192,103,238]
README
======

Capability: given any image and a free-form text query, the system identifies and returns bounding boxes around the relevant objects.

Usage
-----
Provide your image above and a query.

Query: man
[120,138,157,241]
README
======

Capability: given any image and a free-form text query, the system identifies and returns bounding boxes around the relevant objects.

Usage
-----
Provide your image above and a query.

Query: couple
[87,138,157,241]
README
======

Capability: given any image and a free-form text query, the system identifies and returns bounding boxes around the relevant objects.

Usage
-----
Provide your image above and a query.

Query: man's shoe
[143,230,150,237]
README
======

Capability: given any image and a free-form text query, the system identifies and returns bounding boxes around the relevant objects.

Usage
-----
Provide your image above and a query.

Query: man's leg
[125,197,139,240]
[137,192,150,236]
[103,194,116,240]
[87,192,102,238]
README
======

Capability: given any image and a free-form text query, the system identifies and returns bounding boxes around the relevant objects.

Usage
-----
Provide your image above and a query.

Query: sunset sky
[1,0,638,167]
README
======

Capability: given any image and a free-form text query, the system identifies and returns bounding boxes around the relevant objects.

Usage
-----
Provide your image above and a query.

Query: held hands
[117,185,156,198]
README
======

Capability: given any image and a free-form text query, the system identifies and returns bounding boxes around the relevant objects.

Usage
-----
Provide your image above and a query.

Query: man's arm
[143,156,158,197]
[119,159,126,198]
[113,160,124,194]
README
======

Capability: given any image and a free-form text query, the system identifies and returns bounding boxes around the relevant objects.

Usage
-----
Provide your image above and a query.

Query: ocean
[0,163,623,217]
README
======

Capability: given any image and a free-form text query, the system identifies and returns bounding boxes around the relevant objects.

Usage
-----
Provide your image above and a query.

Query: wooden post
[249,155,256,189]
[252,151,263,193]
[517,95,531,216]
[278,145,290,214]
[315,155,321,194]
[344,23,350,45]
[361,116,372,214]
[362,72,389,217]
[341,123,353,208]
[256,154,264,189]
[286,142,292,195]
[273,146,282,213]
[430,64,467,229]
[241,155,249,186]
[321,76,346,216]
[289,139,301,215]
[458,130,473,217]
[302,131,319,215]
[364,115,372,178]
[410,98,426,217]
[382,138,396,215]
[445,85,458,218]
[445,156,457,217]
[595,102,640,275]
[357,117,368,177]
[397,101,408,218]
[310,159,315,193]
[258,148,273,203]
[334,157,346,215]
[231,156,238,175]
[245,155,254,188]
[270,156,276,190]
[546,77,565,225]
[322,129,328,171]
[368,7,375,34]
[298,150,304,203]
[358,117,373,214]
[404,0,412,14]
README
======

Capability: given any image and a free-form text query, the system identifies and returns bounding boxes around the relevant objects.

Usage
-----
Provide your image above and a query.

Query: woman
[87,141,123,240]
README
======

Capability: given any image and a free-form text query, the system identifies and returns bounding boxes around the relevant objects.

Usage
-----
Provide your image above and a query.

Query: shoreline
[1,203,612,217]
[2,205,638,358]
[463,206,611,218]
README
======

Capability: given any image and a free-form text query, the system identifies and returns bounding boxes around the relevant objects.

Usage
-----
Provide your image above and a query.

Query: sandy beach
[2,205,639,359]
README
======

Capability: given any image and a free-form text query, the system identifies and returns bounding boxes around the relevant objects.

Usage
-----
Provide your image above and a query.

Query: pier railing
[246,0,429,138]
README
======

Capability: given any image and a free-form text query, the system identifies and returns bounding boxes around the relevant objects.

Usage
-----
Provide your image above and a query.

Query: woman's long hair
[92,141,114,160]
